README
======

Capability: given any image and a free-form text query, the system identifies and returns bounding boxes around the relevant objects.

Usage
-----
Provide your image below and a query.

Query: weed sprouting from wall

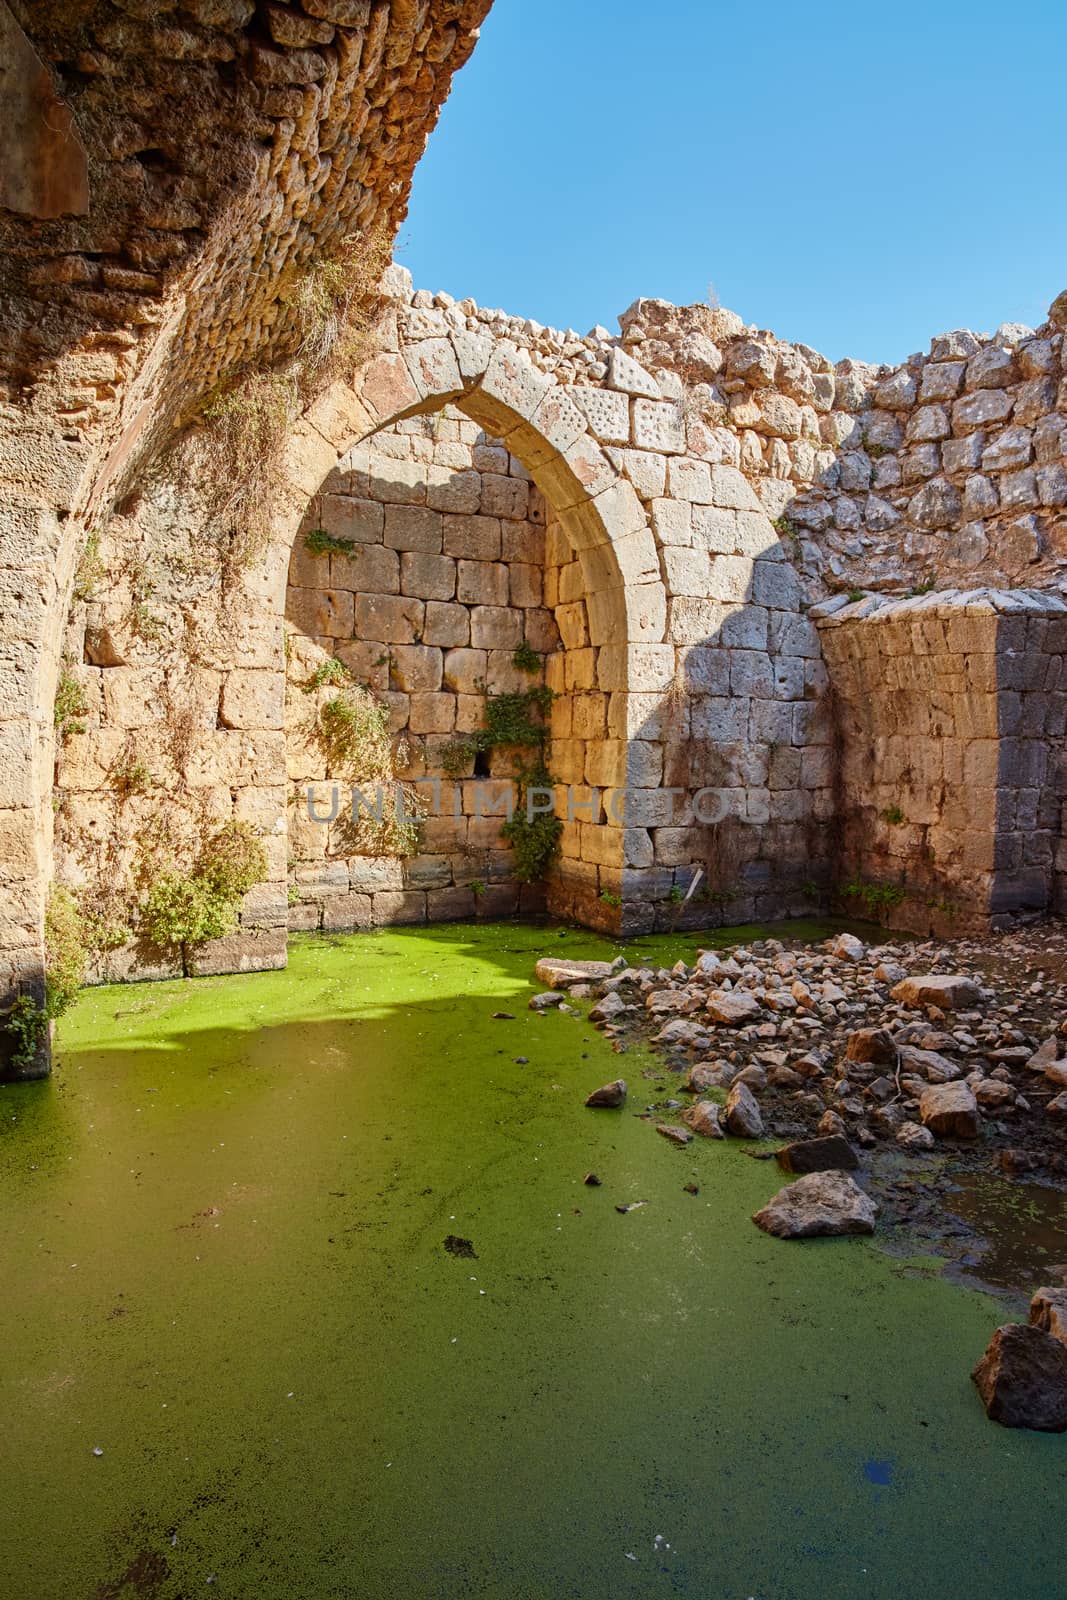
[54,672,88,742]
[315,684,423,858]
[139,820,268,975]
[2,887,92,1071]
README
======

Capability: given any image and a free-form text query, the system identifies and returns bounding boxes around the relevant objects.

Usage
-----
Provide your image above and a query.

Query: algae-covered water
[2,922,1065,1600]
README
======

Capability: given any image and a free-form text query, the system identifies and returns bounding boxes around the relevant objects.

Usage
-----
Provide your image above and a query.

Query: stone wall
[285,405,557,928]
[7,50,1067,1069]
[0,0,492,1066]
[816,589,1067,934]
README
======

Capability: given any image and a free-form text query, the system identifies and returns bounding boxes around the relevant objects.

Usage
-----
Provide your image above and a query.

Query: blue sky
[399,0,1067,366]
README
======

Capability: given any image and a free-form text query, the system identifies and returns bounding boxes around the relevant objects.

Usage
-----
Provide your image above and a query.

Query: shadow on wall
[613,547,837,936]
[284,413,841,941]
[284,408,563,931]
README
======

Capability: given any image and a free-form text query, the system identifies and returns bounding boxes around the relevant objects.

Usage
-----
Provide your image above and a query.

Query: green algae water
[2,922,1065,1600]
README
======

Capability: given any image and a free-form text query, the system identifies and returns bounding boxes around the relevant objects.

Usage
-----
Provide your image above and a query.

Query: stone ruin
[3,1,1067,1075]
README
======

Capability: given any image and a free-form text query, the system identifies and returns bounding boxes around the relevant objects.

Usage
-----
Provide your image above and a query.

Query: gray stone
[919,1081,980,1138]
[656,1123,693,1146]
[724,1080,764,1138]
[972,1324,1067,1432]
[682,1099,724,1138]
[752,1170,877,1239]
[896,1120,935,1151]
[536,957,616,988]
[585,1079,627,1109]
[707,990,761,1025]
[890,974,981,1010]
[775,1135,858,1174]
[1030,1287,1067,1348]
[590,991,626,1023]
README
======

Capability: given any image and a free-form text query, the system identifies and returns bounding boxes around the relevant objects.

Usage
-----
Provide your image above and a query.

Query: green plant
[667,885,685,905]
[801,879,820,899]
[72,527,105,603]
[130,601,166,643]
[112,755,153,799]
[316,686,422,857]
[4,995,49,1072]
[318,688,392,770]
[846,588,866,604]
[842,877,907,917]
[501,772,563,882]
[440,739,475,778]
[4,886,94,1068]
[599,890,622,908]
[480,685,555,751]
[141,821,267,973]
[44,887,87,1018]
[303,657,351,692]
[303,527,353,558]
[468,878,486,897]
[511,640,541,674]
[287,885,300,907]
[54,672,89,741]
[880,805,905,825]
[772,514,800,546]
[907,577,937,597]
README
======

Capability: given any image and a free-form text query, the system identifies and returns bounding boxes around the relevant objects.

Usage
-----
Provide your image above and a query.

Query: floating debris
[444,1235,477,1259]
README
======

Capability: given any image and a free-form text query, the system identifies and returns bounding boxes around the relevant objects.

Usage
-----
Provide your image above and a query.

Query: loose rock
[535,957,615,989]
[585,1079,627,1109]
[919,1081,980,1138]
[971,1323,1067,1431]
[682,1100,724,1138]
[776,1135,858,1174]
[724,1081,764,1138]
[891,974,981,1010]
[752,1170,878,1239]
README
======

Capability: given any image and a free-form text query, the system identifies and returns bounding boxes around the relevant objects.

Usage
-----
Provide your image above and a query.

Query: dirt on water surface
[1,920,1065,1600]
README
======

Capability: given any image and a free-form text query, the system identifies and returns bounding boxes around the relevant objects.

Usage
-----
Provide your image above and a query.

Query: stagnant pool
[2,923,1065,1599]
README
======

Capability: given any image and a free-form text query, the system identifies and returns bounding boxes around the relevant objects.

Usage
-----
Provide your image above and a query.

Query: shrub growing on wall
[140,820,267,974]
[314,681,423,858]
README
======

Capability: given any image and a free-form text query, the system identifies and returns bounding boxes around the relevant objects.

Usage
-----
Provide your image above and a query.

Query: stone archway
[267,326,668,932]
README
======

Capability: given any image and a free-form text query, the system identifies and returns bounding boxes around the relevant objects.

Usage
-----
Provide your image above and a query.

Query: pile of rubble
[534,928,1067,1430]
[534,929,1067,1180]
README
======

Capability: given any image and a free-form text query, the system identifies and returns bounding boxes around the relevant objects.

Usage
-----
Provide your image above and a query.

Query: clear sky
[399,0,1067,366]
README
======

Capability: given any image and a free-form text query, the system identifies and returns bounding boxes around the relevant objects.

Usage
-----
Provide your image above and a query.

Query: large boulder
[707,990,761,1025]
[776,1135,858,1174]
[724,1080,763,1138]
[971,1324,1067,1431]
[919,1081,980,1137]
[1030,1286,1067,1347]
[536,957,615,989]
[585,1079,627,1109]
[682,1099,724,1138]
[890,974,981,1010]
[753,1170,877,1239]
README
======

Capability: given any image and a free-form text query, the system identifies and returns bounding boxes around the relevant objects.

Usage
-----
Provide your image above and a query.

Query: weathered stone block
[383,503,442,552]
